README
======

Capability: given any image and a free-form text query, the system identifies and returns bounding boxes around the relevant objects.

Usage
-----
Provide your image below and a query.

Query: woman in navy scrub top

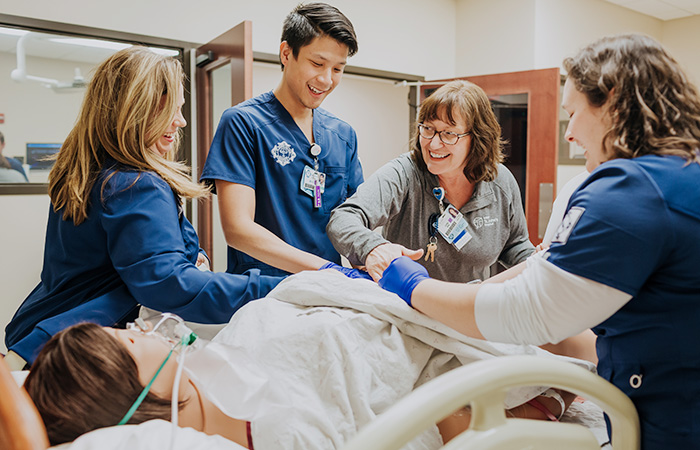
[3,47,284,368]
[377,34,700,450]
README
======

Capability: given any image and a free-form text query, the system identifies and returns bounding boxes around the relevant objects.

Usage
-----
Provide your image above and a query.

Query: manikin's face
[419,114,472,181]
[103,327,177,393]
[150,85,186,157]
[278,35,348,111]
[561,78,612,172]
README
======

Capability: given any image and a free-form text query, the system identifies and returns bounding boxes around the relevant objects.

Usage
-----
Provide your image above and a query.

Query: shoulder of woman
[489,164,519,190]
[100,167,170,197]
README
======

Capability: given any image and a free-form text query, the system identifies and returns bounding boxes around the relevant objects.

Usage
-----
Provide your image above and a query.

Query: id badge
[437,205,472,250]
[300,165,326,197]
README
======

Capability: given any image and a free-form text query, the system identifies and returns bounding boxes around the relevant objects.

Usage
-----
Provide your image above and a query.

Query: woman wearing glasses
[327,80,534,283]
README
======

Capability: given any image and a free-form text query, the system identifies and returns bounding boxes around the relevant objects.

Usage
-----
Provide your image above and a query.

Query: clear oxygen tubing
[169,337,191,450]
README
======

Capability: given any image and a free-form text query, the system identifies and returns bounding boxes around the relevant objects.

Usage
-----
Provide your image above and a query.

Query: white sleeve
[474,255,632,345]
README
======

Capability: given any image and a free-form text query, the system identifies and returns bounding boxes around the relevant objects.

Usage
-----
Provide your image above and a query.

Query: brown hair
[48,46,209,225]
[563,33,700,163]
[411,80,505,183]
[24,323,183,446]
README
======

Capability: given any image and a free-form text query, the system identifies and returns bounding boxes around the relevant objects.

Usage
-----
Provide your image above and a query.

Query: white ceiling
[603,0,700,20]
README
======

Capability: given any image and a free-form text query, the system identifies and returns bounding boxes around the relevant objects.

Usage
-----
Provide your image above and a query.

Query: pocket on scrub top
[322,166,348,214]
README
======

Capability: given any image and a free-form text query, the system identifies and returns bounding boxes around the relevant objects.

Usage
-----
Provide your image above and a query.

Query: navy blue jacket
[5,163,283,363]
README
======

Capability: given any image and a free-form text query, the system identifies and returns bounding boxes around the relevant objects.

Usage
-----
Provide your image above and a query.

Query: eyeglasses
[417,123,470,145]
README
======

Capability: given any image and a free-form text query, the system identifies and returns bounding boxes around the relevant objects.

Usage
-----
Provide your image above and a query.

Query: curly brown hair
[411,80,505,183]
[563,33,700,163]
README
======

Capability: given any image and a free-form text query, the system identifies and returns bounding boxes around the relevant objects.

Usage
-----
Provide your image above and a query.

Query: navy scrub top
[547,155,700,449]
[201,91,364,276]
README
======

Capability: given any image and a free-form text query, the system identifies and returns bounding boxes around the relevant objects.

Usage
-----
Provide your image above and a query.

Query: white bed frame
[342,355,640,450]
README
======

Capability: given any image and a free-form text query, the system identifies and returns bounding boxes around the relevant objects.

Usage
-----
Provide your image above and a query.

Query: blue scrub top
[5,162,284,363]
[546,155,700,449]
[7,156,28,181]
[201,91,364,276]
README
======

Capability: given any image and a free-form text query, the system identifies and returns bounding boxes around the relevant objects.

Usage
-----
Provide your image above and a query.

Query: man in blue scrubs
[201,3,363,277]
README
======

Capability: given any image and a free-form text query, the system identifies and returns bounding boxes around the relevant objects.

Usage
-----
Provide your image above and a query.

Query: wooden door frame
[195,21,253,261]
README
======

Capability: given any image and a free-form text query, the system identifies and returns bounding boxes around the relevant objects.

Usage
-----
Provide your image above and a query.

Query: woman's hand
[366,243,424,282]
[196,253,211,271]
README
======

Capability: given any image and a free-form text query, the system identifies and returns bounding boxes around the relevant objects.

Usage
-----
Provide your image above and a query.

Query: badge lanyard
[425,187,445,262]
[425,212,439,262]
[300,143,325,208]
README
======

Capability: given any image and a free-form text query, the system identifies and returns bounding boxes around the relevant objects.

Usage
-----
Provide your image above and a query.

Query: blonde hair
[411,80,505,183]
[49,46,208,224]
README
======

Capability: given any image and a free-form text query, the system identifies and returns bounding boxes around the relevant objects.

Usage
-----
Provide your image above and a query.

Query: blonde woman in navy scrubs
[4,47,285,369]
[378,34,700,450]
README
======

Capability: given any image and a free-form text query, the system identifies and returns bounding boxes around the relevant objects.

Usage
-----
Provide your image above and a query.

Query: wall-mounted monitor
[26,143,62,170]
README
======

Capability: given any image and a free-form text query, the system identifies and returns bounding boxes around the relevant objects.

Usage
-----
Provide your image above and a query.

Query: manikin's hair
[24,323,184,445]
[564,33,700,163]
[280,2,358,67]
[48,46,208,225]
[411,80,505,183]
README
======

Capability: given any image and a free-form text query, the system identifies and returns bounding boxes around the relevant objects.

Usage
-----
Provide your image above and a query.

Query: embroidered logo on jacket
[472,216,499,229]
[271,141,296,166]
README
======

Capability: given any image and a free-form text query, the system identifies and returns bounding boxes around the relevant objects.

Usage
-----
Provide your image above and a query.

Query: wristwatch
[540,388,566,420]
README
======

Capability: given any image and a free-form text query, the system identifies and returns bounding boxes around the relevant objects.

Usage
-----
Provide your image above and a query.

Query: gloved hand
[319,262,373,281]
[378,256,431,307]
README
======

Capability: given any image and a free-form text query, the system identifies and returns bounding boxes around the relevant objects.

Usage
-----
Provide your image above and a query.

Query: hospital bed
[1,354,639,450]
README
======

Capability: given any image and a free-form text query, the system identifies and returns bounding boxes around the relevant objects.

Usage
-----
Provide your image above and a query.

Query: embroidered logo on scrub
[271,141,296,166]
[552,206,585,244]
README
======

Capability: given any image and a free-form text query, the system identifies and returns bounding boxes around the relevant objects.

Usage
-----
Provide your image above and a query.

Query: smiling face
[275,34,348,117]
[562,78,612,172]
[419,113,472,181]
[150,85,186,158]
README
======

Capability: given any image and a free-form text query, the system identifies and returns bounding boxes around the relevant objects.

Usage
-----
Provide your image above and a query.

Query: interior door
[194,21,252,267]
[419,68,560,245]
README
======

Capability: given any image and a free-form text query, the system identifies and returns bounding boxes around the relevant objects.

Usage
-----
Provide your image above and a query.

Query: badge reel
[432,186,473,251]
[300,143,325,208]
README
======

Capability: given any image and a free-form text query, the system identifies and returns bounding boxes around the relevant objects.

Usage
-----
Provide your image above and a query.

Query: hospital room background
[1,0,700,354]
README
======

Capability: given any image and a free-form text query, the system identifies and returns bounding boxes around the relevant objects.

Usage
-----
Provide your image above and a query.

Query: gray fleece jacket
[327,153,534,283]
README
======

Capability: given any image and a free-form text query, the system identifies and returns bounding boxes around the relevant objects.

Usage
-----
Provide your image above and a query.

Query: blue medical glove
[378,256,431,307]
[319,262,373,281]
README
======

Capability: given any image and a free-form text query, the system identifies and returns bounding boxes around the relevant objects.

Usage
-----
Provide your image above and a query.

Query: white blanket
[54,270,605,450]
[209,270,596,450]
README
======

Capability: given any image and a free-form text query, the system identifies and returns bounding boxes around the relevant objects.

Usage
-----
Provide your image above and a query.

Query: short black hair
[281,2,358,63]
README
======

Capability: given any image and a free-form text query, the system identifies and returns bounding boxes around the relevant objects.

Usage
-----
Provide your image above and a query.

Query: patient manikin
[25,273,587,450]
[106,313,287,449]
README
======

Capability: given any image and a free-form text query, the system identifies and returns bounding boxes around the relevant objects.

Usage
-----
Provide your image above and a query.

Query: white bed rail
[342,355,640,450]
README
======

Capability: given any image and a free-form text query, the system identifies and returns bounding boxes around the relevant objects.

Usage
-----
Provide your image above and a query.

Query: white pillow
[50,419,246,450]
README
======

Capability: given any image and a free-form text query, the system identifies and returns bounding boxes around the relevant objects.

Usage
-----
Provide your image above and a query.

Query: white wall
[660,14,700,86]
[0,0,456,80]
[455,0,537,76]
